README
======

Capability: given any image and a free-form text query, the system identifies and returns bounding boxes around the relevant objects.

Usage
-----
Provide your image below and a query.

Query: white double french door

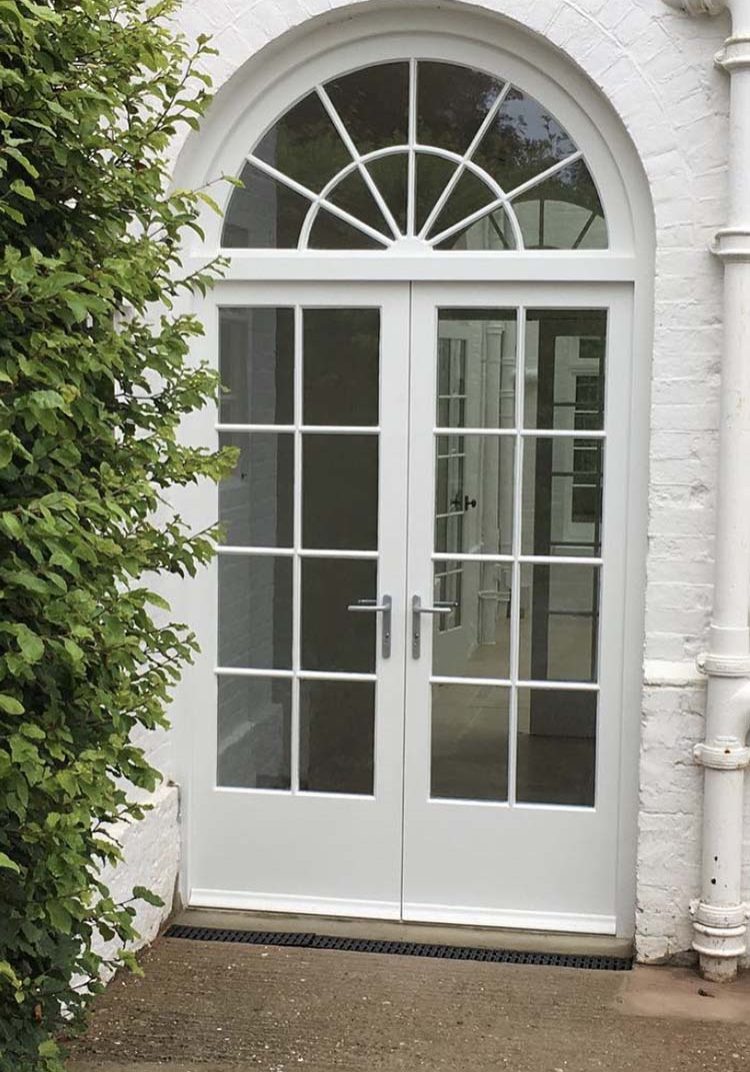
[190,280,633,934]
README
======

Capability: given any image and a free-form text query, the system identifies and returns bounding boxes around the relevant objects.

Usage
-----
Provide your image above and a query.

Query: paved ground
[65,931,750,1072]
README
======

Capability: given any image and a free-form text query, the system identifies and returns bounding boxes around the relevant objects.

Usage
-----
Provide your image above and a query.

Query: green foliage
[0,2,232,1068]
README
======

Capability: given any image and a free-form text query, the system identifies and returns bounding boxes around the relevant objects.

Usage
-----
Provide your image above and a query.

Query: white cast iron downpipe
[663,0,750,981]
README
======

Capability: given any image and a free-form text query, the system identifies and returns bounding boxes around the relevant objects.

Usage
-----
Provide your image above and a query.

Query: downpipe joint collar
[694,740,750,768]
[696,651,750,676]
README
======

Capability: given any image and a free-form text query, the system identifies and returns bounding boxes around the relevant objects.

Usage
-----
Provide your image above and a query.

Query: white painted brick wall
[105,0,743,964]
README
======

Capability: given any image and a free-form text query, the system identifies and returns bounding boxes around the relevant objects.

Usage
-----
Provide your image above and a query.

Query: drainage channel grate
[164,924,633,972]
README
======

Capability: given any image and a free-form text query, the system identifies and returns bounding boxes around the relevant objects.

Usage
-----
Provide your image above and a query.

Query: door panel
[402,283,631,932]
[190,283,410,916]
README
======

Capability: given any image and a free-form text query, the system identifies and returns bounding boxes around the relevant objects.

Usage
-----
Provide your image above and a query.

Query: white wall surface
[115,0,739,962]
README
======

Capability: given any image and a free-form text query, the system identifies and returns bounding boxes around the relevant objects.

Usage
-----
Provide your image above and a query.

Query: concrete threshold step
[172,906,634,959]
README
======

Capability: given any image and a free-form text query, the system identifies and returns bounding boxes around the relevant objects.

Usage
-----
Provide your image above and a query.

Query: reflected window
[222,61,607,251]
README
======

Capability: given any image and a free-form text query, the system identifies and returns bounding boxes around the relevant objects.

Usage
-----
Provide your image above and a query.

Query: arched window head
[222,60,607,252]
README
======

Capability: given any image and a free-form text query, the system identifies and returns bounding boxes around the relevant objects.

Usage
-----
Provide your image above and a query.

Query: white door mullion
[508,305,526,808]
[291,304,304,793]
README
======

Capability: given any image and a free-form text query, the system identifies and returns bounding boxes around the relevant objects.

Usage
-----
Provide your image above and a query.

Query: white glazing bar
[517,679,600,692]
[300,425,381,435]
[520,429,606,440]
[430,675,513,688]
[432,552,514,564]
[291,304,303,793]
[216,423,296,434]
[508,305,526,808]
[215,667,294,679]
[505,151,583,203]
[316,85,402,240]
[217,546,295,557]
[418,81,512,239]
[299,548,379,560]
[519,555,603,566]
[428,150,584,248]
[298,670,378,682]
[434,426,516,437]
[246,154,394,247]
[406,58,417,237]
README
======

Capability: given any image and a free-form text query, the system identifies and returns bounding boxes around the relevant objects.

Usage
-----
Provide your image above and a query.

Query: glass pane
[218,556,292,669]
[327,170,392,238]
[219,433,293,548]
[473,87,578,195]
[365,154,408,235]
[308,207,388,250]
[519,564,600,683]
[217,676,291,790]
[303,435,378,551]
[222,162,311,249]
[324,62,409,155]
[522,437,603,557]
[514,160,607,250]
[516,687,596,806]
[525,310,607,430]
[416,154,457,234]
[427,170,495,242]
[434,205,517,251]
[300,558,377,673]
[299,680,375,794]
[432,562,511,679]
[431,684,509,801]
[437,310,517,428]
[254,91,350,193]
[434,436,514,555]
[303,309,379,426]
[417,62,507,157]
[219,308,294,425]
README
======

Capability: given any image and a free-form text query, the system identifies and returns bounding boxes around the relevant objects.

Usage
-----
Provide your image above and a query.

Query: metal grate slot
[164,924,632,972]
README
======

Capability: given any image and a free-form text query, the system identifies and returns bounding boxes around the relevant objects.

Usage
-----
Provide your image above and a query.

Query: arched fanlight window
[222,60,607,252]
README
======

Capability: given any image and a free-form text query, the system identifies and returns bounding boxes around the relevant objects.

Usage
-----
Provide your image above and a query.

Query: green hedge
[0,2,232,1068]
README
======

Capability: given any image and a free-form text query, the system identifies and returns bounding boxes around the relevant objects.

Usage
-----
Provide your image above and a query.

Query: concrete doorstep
[64,928,750,1072]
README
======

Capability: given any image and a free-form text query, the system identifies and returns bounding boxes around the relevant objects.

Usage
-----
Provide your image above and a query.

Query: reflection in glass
[473,87,577,195]
[437,310,517,428]
[417,62,506,157]
[303,309,379,426]
[431,684,509,801]
[219,307,294,425]
[301,558,377,673]
[365,154,408,234]
[514,160,607,250]
[524,310,607,430]
[519,564,600,683]
[432,562,512,679]
[219,433,293,548]
[221,61,609,252]
[299,680,375,794]
[522,437,603,557]
[324,63,409,154]
[217,677,291,789]
[303,435,378,550]
[434,436,514,555]
[416,154,457,234]
[254,91,350,192]
[427,171,495,241]
[327,171,392,237]
[516,687,596,806]
[308,208,388,250]
[218,556,293,669]
[434,205,517,251]
[221,162,311,249]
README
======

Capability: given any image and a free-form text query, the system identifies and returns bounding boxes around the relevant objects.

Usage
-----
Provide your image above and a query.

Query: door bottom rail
[164,923,632,971]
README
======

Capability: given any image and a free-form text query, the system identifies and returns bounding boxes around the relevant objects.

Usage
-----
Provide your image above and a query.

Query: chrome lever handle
[346,595,392,659]
[411,595,457,658]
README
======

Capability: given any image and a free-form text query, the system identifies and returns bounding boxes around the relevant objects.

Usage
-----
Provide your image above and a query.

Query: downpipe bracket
[696,651,750,676]
[694,740,750,769]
